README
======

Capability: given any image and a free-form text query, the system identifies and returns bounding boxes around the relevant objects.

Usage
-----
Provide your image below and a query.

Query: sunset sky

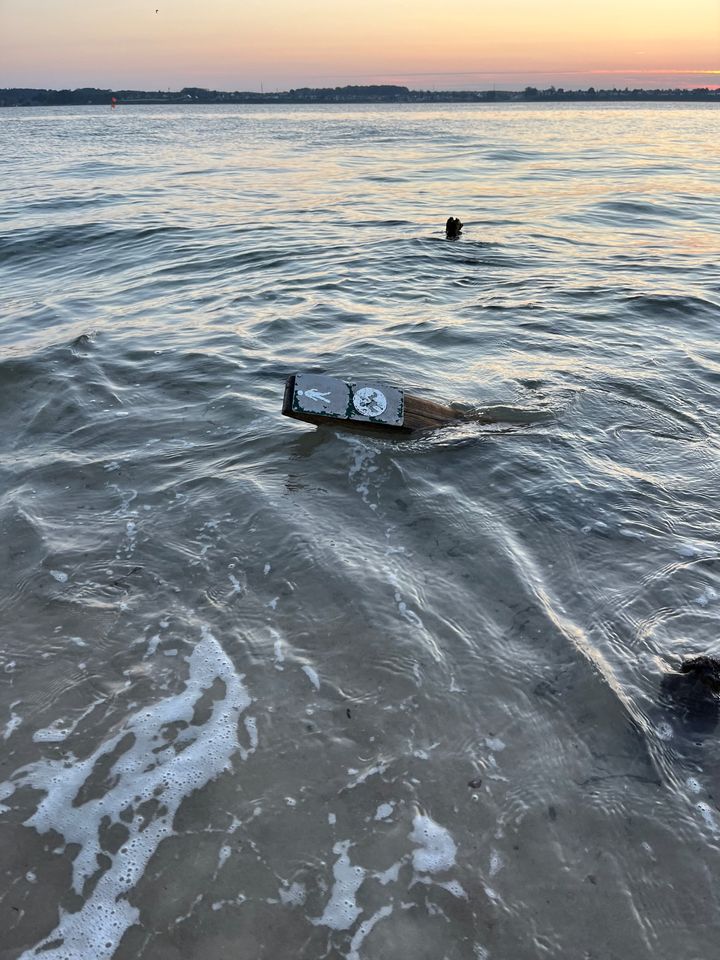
[1,0,718,90]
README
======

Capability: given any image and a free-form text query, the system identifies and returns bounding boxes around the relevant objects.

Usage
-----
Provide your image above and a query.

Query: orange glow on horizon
[1,0,718,90]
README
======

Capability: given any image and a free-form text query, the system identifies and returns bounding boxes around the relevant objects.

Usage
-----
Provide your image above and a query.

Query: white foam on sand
[347,904,393,960]
[217,845,232,872]
[696,801,717,832]
[375,860,403,885]
[346,763,387,790]
[244,716,258,753]
[0,624,253,960]
[32,700,103,744]
[3,703,23,741]
[438,879,467,899]
[0,781,14,813]
[31,721,74,743]
[278,881,306,907]
[312,840,366,930]
[393,590,424,628]
[271,630,285,670]
[301,665,320,691]
[410,814,457,874]
[145,633,162,658]
[374,802,395,821]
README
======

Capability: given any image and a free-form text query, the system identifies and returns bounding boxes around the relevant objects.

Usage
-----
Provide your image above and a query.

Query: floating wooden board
[282,373,467,434]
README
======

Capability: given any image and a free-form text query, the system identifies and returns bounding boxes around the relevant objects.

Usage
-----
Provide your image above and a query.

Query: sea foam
[0,625,252,960]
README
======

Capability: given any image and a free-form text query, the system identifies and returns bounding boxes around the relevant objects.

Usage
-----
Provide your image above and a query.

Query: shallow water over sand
[1,102,720,959]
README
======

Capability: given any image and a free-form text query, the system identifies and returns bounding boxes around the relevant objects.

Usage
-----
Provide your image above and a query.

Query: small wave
[596,199,685,219]
[624,292,719,320]
[0,221,189,265]
[483,149,537,161]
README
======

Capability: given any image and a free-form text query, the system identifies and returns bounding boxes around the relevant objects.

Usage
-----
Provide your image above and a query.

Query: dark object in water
[445,216,463,238]
[282,373,470,434]
[659,656,720,741]
[680,656,720,694]
[467,776,483,789]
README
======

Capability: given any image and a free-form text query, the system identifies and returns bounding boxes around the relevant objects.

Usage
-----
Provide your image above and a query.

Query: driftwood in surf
[282,373,481,434]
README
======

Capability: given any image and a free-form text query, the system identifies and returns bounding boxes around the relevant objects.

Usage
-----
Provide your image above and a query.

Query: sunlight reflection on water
[1,102,719,960]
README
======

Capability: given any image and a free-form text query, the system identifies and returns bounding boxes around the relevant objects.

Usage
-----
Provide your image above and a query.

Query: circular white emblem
[353,387,387,418]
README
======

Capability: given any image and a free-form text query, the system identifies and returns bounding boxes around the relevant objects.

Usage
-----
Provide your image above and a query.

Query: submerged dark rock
[680,656,720,694]
[659,656,720,741]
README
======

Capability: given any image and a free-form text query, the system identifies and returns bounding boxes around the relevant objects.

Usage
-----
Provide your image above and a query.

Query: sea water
[0,102,719,959]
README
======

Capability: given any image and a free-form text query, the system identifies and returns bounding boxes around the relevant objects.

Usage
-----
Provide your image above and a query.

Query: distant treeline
[2,84,719,107]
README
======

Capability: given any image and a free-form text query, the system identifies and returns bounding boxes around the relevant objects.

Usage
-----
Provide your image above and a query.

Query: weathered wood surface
[282,373,469,434]
[402,393,467,431]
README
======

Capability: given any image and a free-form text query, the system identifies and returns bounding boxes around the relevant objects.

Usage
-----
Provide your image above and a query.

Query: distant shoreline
[2,83,719,108]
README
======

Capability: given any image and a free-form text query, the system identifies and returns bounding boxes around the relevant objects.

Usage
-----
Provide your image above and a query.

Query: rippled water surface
[1,102,720,959]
